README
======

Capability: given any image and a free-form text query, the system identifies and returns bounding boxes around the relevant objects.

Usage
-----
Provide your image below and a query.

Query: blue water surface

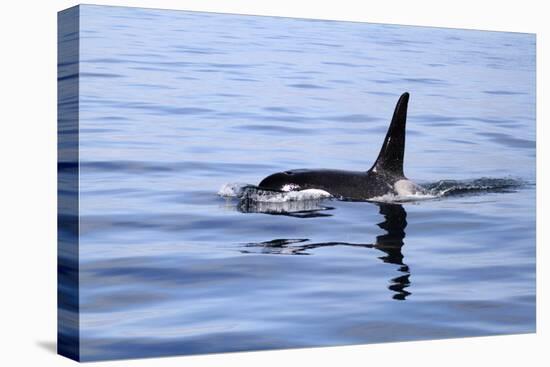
[75,5,535,361]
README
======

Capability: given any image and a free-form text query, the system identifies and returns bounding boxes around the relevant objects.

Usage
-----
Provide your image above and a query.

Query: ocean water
[71,5,535,361]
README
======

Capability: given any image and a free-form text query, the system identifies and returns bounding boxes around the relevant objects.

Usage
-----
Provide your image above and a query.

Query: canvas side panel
[57,5,80,362]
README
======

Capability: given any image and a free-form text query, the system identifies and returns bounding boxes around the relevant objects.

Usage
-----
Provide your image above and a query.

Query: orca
[258,92,423,200]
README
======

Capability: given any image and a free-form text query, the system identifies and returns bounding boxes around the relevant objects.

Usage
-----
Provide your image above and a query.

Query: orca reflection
[241,203,411,301]
[237,196,335,218]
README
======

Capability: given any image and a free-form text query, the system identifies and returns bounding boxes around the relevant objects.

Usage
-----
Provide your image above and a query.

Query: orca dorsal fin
[369,92,409,178]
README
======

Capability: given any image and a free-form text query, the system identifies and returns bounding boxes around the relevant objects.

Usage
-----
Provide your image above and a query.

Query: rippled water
[71,5,535,361]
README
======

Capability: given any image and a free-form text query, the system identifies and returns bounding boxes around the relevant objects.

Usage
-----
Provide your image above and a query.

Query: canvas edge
[57,5,81,362]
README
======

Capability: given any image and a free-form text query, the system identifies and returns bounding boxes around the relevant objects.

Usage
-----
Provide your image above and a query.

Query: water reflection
[241,202,410,300]
[375,204,410,300]
[238,199,335,218]
[231,186,335,218]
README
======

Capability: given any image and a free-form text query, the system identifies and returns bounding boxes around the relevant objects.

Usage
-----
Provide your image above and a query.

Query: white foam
[394,179,425,196]
[251,189,332,203]
[217,183,331,203]
[281,183,300,192]
[217,182,248,197]
[368,191,439,203]
[361,179,438,203]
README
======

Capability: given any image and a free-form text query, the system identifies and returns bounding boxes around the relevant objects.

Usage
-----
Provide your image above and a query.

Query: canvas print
[58,5,536,362]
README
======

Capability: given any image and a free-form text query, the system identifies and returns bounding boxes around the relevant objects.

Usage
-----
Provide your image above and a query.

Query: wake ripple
[422,177,526,196]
